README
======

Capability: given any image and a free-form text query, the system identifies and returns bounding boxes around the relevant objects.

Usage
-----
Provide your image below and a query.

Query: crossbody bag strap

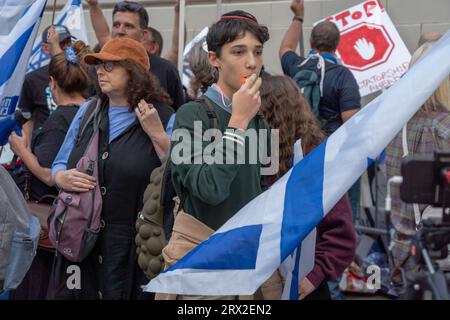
[200,96,218,130]
[177,97,218,213]
[76,98,100,143]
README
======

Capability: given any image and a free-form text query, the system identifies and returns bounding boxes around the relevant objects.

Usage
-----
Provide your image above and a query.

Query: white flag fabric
[0,0,47,119]
[27,0,88,72]
[278,139,317,300]
[146,30,450,297]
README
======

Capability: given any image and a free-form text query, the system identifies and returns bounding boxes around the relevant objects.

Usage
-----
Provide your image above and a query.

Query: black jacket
[49,99,173,300]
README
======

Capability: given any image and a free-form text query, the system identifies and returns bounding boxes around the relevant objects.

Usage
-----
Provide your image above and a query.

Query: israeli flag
[146,30,450,297]
[27,0,88,72]
[0,0,47,119]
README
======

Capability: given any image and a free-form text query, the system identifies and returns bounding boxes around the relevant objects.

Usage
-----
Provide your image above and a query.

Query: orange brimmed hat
[84,38,150,70]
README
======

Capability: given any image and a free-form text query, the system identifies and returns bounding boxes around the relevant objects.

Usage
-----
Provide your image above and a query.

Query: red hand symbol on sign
[337,23,394,72]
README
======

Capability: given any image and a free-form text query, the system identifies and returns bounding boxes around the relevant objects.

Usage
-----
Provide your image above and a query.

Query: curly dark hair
[96,60,172,111]
[260,75,325,179]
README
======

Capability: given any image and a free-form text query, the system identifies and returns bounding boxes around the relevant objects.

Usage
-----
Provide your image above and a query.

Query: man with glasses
[87,0,185,110]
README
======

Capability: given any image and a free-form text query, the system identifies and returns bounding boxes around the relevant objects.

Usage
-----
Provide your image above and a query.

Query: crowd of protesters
[1,0,449,300]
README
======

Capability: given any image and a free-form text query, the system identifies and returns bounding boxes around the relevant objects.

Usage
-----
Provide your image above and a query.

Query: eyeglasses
[94,61,117,73]
[114,1,143,12]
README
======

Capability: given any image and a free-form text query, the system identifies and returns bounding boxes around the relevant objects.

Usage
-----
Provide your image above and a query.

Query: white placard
[320,0,411,97]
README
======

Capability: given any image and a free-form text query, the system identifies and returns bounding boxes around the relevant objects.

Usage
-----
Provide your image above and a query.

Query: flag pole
[51,0,57,24]
[177,0,186,74]
[299,34,304,56]
[299,23,304,56]
[216,0,222,20]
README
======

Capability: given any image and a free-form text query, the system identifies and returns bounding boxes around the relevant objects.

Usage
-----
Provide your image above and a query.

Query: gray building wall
[41,0,450,76]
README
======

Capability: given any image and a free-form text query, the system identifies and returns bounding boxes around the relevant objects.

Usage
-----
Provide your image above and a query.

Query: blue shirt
[51,102,137,178]
[165,113,176,137]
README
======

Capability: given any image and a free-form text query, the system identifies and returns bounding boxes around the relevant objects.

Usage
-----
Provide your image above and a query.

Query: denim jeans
[3,217,40,290]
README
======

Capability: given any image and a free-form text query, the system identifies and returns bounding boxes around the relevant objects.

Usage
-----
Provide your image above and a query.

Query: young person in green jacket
[159,10,271,300]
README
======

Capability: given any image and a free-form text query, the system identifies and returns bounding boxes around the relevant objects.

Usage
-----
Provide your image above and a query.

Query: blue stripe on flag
[280,140,327,261]
[0,24,35,87]
[367,148,386,168]
[289,246,302,300]
[165,224,263,271]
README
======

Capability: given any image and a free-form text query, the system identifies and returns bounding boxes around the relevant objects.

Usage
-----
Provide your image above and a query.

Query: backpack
[47,99,103,262]
[293,55,339,128]
[135,97,218,280]
[0,166,40,291]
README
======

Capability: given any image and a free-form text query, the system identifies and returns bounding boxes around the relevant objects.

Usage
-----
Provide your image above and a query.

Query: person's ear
[208,51,221,69]
[49,76,57,91]
[155,43,161,55]
[141,28,149,43]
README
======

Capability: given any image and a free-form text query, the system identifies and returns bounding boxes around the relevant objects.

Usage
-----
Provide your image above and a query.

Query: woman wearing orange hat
[48,37,173,300]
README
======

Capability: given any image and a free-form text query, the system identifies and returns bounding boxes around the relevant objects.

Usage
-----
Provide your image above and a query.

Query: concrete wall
[40,0,450,76]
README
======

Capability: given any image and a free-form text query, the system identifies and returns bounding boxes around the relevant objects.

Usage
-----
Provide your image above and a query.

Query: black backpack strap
[76,98,98,143]
[324,60,341,73]
[198,96,218,130]
[176,96,219,214]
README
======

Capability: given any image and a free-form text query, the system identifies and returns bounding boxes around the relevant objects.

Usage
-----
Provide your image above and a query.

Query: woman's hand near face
[135,99,170,158]
[229,73,262,130]
[54,169,96,192]
[135,99,165,137]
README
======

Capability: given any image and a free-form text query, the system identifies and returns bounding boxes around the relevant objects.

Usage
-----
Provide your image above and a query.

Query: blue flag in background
[27,0,89,72]
[0,0,47,124]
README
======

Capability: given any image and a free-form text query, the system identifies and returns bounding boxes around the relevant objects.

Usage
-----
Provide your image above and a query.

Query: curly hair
[96,60,172,111]
[260,75,325,179]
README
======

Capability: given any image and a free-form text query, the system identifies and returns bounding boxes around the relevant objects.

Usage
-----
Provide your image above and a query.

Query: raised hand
[135,99,170,158]
[135,99,165,138]
[85,0,99,6]
[290,0,305,17]
[354,38,375,60]
[46,25,60,46]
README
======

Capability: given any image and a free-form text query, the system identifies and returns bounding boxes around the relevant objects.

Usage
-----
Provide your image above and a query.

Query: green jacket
[170,97,270,230]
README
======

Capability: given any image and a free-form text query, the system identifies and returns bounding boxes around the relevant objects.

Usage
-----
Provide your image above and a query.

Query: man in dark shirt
[86,0,184,110]
[19,25,73,140]
[279,0,360,136]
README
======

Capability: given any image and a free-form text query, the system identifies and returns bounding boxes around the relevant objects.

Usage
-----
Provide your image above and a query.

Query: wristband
[293,16,304,23]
